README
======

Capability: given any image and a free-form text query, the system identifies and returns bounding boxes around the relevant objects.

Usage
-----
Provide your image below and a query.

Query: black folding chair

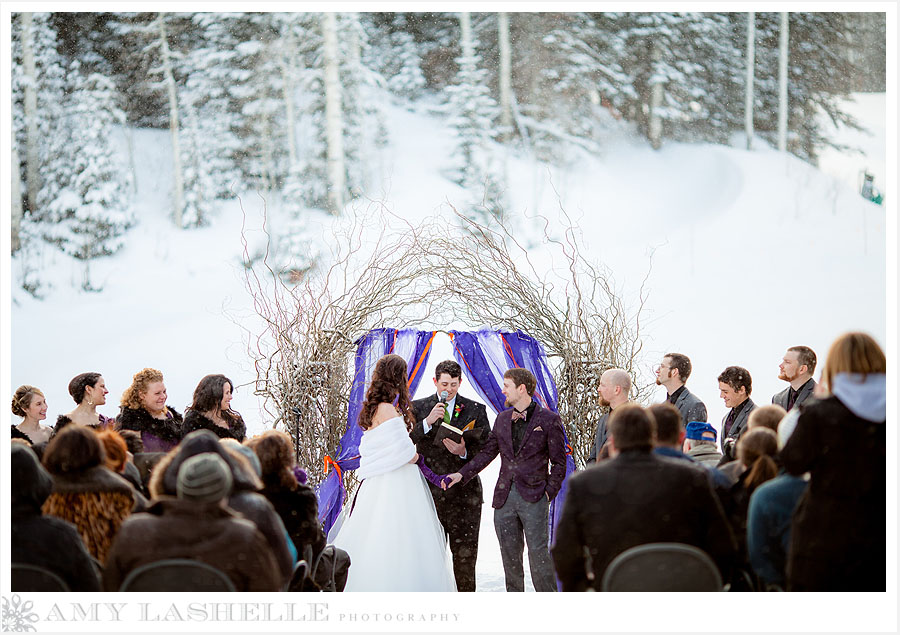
[601,543,724,592]
[119,559,236,592]
[286,560,310,592]
[11,563,71,592]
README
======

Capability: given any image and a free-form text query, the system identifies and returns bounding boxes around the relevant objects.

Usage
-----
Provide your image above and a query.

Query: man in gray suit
[655,352,707,426]
[586,368,631,464]
[717,365,757,463]
[772,346,817,411]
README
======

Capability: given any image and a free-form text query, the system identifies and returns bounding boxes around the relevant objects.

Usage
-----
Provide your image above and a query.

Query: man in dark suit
[717,365,757,463]
[772,346,817,411]
[586,368,630,464]
[655,352,707,426]
[410,360,490,592]
[551,404,737,591]
[444,368,567,592]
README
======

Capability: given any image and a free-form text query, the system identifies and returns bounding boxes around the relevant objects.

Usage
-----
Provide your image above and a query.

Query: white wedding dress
[330,416,457,592]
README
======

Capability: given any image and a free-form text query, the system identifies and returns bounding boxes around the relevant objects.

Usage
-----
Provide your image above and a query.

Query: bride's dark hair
[358,354,415,431]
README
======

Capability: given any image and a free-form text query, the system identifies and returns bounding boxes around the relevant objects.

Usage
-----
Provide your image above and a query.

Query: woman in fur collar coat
[40,425,134,564]
[117,368,183,452]
[181,374,246,442]
[54,372,114,435]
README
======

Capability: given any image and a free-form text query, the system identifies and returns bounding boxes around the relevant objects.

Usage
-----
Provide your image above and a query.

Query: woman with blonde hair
[781,331,886,591]
[117,368,184,452]
[11,385,51,445]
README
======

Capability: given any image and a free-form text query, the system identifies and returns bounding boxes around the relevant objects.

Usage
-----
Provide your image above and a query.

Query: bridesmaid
[116,368,183,452]
[11,385,52,444]
[54,372,113,434]
[182,374,246,442]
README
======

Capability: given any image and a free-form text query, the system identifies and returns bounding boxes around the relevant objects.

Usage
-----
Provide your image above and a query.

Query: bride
[331,354,457,592]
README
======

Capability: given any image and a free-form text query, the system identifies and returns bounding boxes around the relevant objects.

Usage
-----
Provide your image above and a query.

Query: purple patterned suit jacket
[458,401,567,509]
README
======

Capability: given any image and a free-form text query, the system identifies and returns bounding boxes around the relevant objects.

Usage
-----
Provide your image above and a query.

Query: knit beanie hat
[176,452,233,503]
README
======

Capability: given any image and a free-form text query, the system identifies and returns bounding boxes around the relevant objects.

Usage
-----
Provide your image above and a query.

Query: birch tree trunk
[322,12,345,214]
[498,12,512,140]
[157,14,184,228]
[20,12,40,214]
[777,12,790,152]
[11,141,23,252]
[280,34,298,167]
[648,42,664,150]
[745,12,756,151]
[459,12,474,59]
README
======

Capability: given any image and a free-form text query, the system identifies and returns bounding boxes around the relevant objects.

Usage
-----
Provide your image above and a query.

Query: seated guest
[11,444,100,592]
[54,372,114,434]
[652,404,732,494]
[182,374,246,442]
[683,422,723,467]
[747,404,787,434]
[103,453,282,591]
[149,430,294,585]
[117,368,184,453]
[11,385,52,445]
[551,404,737,591]
[781,332,885,591]
[41,425,134,564]
[96,429,149,511]
[247,431,333,581]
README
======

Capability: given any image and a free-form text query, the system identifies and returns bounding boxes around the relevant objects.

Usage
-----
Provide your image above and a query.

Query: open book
[433,418,485,446]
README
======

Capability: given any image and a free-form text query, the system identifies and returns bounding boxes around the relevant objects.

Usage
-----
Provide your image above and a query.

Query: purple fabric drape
[316,328,434,534]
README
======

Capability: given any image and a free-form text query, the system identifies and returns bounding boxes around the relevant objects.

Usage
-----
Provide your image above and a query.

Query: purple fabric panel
[140,431,177,454]
[449,329,507,414]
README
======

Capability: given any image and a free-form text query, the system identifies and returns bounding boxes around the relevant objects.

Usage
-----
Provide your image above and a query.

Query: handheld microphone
[439,390,449,404]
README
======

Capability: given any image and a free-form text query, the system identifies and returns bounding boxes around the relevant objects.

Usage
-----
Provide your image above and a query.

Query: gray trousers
[493,483,557,592]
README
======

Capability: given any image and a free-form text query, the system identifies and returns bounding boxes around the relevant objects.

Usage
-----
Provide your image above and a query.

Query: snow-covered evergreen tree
[444,13,504,226]
[382,17,426,102]
[42,68,134,290]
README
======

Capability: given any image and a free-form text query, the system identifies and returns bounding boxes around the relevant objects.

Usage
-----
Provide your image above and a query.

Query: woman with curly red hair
[117,368,184,452]
[330,354,455,591]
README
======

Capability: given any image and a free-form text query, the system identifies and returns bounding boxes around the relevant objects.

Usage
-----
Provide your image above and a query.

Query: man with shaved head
[586,368,631,464]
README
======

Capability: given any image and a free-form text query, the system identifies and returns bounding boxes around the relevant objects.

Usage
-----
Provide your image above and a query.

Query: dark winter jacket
[117,406,184,452]
[182,409,246,442]
[41,464,134,565]
[148,430,294,584]
[552,450,738,591]
[103,498,282,592]
[781,374,885,591]
[259,480,327,562]
[11,425,31,443]
[11,445,100,592]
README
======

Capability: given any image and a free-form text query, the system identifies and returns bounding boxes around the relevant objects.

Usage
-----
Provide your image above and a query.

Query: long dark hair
[358,354,415,431]
[189,374,240,425]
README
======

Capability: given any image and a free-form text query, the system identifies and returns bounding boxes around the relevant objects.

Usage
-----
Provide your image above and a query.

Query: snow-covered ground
[5,91,891,619]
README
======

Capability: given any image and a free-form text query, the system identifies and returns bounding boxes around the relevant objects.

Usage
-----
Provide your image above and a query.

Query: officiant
[411,360,491,592]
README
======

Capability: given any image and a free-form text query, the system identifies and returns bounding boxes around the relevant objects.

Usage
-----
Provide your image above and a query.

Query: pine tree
[42,68,134,291]
[444,13,504,225]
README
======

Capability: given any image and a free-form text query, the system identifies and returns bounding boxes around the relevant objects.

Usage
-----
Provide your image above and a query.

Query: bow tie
[511,409,527,422]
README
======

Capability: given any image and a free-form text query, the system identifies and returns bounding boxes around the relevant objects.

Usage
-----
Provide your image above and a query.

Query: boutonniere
[453,404,463,418]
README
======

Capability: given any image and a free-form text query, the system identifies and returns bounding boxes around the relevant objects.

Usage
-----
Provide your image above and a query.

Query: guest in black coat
[781,332,886,592]
[148,430,293,585]
[117,368,184,453]
[10,443,100,591]
[181,374,246,441]
[552,404,738,591]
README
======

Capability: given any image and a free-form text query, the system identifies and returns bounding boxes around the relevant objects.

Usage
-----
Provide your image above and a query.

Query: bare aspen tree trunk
[322,12,345,214]
[459,12,474,59]
[777,12,790,152]
[648,42,664,150]
[280,34,298,167]
[20,13,40,214]
[11,142,23,252]
[745,12,756,151]
[157,14,184,228]
[498,12,512,140]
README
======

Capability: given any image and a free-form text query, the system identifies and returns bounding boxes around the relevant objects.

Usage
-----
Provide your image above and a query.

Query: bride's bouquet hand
[442,473,462,490]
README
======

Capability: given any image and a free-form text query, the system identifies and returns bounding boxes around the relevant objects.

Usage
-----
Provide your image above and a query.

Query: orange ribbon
[323,455,343,479]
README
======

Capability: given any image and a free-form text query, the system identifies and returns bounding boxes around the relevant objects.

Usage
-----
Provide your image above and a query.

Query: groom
[445,367,566,592]
[411,360,491,592]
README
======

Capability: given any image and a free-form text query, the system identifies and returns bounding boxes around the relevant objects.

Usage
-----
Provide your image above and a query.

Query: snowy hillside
[7,91,888,597]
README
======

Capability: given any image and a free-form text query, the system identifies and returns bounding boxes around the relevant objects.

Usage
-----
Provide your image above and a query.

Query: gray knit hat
[176,452,233,503]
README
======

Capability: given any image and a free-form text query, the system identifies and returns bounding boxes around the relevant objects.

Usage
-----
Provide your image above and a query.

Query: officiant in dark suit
[411,360,491,592]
